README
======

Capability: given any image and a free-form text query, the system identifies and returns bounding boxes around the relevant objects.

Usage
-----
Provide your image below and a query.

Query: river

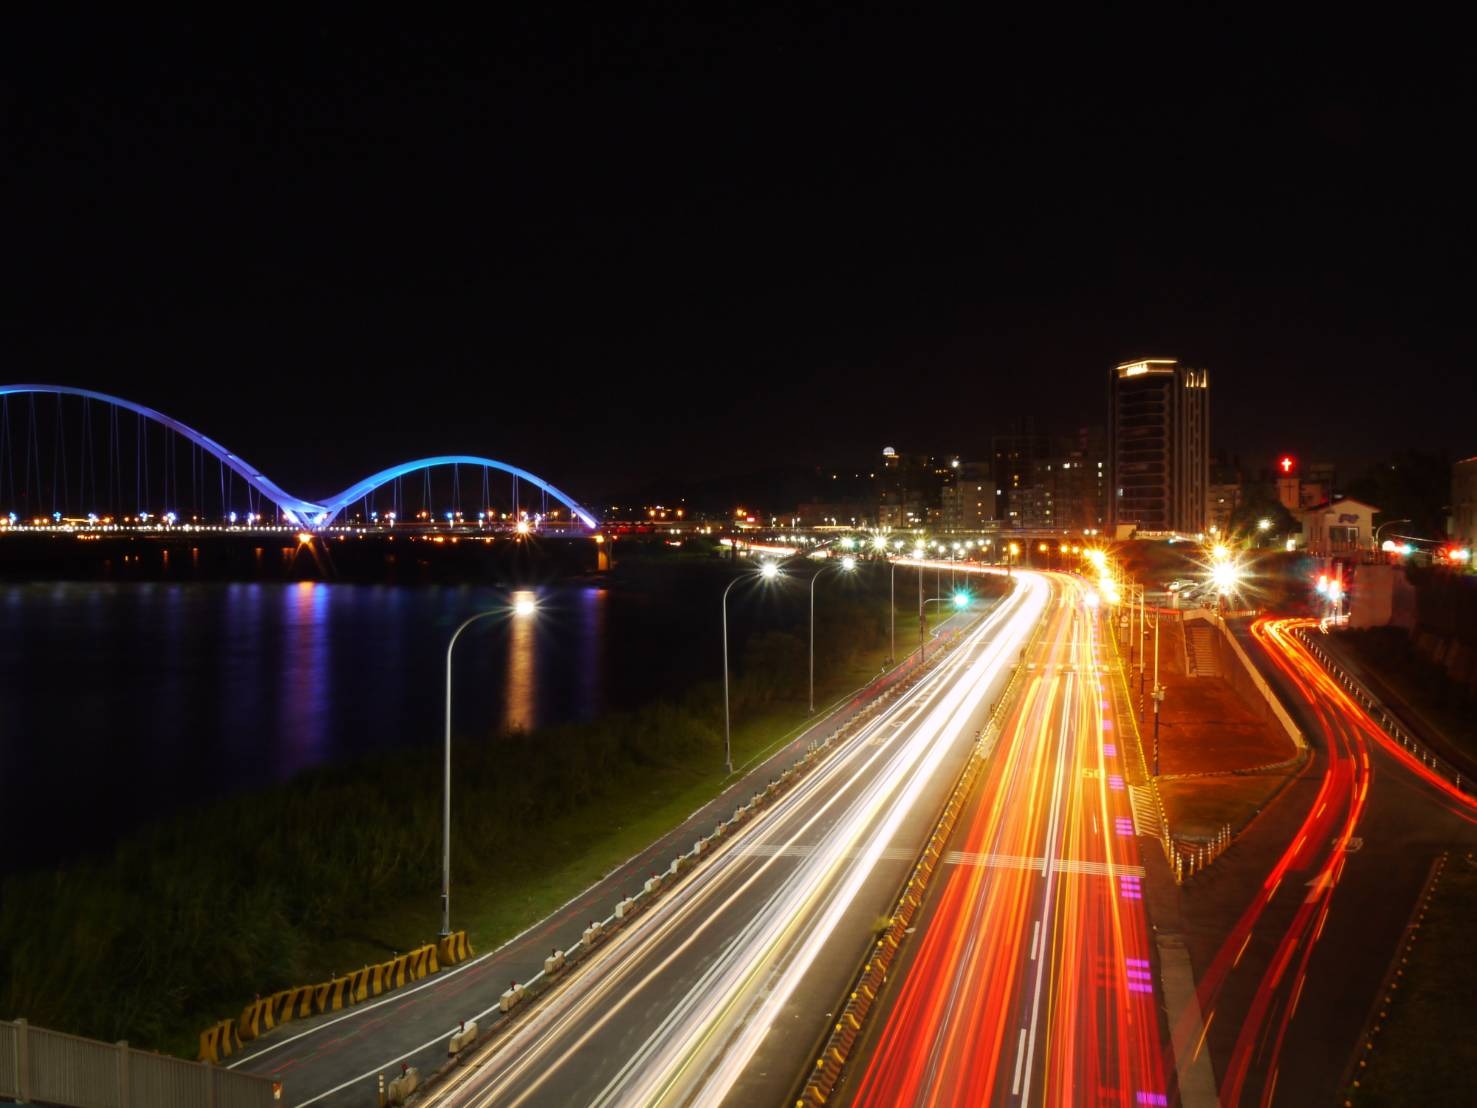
[1,578,712,873]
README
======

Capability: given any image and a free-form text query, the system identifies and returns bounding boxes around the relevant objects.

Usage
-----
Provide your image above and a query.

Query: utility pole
[918,559,926,661]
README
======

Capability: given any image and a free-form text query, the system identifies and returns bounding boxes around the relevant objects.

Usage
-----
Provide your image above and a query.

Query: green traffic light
[953,591,969,608]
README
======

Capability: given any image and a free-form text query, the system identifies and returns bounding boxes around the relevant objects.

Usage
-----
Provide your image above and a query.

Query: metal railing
[1293,626,1472,796]
[1,1018,278,1108]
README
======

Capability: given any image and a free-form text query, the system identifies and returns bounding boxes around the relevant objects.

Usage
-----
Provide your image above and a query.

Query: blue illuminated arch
[322,456,598,528]
[0,383,328,523]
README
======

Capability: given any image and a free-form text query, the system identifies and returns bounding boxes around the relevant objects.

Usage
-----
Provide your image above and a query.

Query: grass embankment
[1120,616,1296,840]
[1348,853,1477,1106]
[1338,626,1477,764]
[0,566,992,1059]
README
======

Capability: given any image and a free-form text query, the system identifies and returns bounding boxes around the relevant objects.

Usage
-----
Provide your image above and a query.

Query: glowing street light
[1210,560,1241,594]
[1257,518,1271,532]
[440,595,538,935]
[723,561,783,774]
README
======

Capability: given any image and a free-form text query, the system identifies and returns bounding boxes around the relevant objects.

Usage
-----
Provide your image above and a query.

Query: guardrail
[1292,626,1472,796]
[0,1017,279,1107]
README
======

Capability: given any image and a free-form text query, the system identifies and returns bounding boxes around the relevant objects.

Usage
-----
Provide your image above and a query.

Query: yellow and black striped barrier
[197,933,473,1062]
[197,1018,242,1065]
[439,929,473,965]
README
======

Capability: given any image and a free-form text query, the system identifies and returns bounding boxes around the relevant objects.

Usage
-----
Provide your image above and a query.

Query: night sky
[7,15,1473,501]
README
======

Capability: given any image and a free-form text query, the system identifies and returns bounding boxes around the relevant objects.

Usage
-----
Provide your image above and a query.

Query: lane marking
[1030,920,1041,961]
[1011,1027,1028,1095]
[942,851,1145,878]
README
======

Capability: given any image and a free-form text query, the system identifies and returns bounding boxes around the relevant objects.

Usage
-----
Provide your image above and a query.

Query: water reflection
[1,579,695,873]
[503,589,538,734]
[278,581,331,776]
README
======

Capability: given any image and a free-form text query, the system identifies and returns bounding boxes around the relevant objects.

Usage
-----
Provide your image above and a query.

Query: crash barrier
[797,630,1033,1106]
[198,933,470,1063]
[448,1019,478,1056]
[1294,625,1473,797]
[382,1064,419,1106]
[2,1017,279,1107]
[417,616,985,1100]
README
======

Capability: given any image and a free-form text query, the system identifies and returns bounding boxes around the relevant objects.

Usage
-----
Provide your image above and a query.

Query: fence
[1293,626,1472,796]
[1,1018,278,1108]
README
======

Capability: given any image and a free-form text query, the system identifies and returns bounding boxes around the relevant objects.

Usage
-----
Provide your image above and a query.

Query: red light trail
[1182,618,1477,1106]
[850,574,1168,1107]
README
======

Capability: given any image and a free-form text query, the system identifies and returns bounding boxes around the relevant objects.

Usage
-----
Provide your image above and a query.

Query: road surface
[412,572,1048,1106]
[841,572,1170,1107]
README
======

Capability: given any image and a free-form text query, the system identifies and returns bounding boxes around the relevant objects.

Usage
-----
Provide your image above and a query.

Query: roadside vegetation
[0,557,1001,1058]
[1348,853,1477,1106]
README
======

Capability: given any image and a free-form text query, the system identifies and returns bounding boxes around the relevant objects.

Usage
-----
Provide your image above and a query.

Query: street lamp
[810,555,857,712]
[1374,518,1412,550]
[441,595,537,936]
[723,561,781,774]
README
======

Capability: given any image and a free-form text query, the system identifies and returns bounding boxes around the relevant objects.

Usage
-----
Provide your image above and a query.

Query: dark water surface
[1,580,705,872]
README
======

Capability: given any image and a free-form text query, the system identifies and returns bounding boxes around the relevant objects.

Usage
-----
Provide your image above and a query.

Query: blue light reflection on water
[0,580,663,873]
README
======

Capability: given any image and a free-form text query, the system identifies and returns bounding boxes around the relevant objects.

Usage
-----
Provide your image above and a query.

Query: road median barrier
[448,1019,478,1056]
[383,1063,419,1106]
[498,981,526,1014]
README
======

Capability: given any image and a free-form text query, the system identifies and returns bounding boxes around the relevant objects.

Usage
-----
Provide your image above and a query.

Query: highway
[410,570,1049,1106]
[1171,617,1477,1106]
[842,572,1170,1107]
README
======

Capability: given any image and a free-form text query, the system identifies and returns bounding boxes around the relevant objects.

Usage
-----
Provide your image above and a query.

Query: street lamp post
[811,556,856,712]
[1152,609,1165,775]
[442,599,536,936]
[723,561,780,774]
[889,558,897,665]
[1374,518,1412,553]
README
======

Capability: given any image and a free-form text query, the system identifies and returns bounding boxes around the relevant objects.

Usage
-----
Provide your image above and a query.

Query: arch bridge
[0,384,596,530]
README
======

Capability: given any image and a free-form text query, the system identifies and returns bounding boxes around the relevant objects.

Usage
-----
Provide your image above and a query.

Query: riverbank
[0,573,996,1059]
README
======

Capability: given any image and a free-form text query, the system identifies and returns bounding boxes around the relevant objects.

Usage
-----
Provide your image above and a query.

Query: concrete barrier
[236,995,274,1043]
[447,1019,478,1056]
[197,1018,242,1064]
[499,982,525,1014]
[437,929,473,965]
[386,1064,420,1105]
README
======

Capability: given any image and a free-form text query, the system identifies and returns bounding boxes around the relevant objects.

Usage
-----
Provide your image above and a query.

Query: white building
[1300,497,1378,557]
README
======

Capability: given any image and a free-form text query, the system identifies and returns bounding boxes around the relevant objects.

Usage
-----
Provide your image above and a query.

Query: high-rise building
[1108,358,1210,534]
[991,422,1052,526]
[940,461,993,532]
